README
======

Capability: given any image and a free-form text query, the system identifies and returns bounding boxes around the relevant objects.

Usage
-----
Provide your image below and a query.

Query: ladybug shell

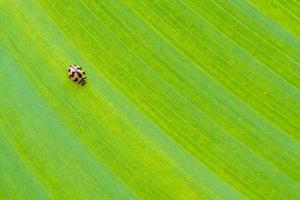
[68,65,86,85]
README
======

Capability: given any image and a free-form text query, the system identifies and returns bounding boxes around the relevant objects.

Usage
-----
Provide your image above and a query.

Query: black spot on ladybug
[68,69,71,72]
[73,78,78,82]
[77,73,82,78]
[77,67,82,70]
[83,72,86,74]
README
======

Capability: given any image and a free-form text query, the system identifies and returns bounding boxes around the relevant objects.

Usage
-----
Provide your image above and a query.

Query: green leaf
[1,0,300,199]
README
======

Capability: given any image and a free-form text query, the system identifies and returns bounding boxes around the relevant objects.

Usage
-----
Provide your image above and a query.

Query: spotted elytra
[67,65,87,86]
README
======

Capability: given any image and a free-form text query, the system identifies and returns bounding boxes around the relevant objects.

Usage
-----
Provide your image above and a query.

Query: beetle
[67,65,87,86]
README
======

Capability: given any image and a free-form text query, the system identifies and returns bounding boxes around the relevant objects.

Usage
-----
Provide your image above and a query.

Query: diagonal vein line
[9,2,142,198]
[93,0,300,178]
[100,0,300,147]
[274,0,300,21]
[46,0,279,195]
[235,0,300,46]
[72,0,300,194]
[169,0,300,112]
[2,5,140,199]
[27,0,300,197]
[36,1,222,197]
[89,0,300,154]
[37,6,159,197]
[209,0,300,78]
[81,0,300,156]
[0,122,54,200]
[102,0,300,140]
[131,0,300,138]
[34,2,249,198]
[292,0,300,7]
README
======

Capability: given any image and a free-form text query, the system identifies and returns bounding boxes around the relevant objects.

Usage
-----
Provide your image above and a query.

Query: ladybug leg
[79,78,87,86]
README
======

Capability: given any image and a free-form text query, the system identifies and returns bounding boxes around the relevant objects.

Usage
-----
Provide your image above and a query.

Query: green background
[1,0,300,199]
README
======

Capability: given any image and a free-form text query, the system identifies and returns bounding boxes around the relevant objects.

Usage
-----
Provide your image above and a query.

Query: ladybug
[68,65,87,86]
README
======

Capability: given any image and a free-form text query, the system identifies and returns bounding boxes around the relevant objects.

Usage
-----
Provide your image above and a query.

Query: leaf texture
[0,0,300,199]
